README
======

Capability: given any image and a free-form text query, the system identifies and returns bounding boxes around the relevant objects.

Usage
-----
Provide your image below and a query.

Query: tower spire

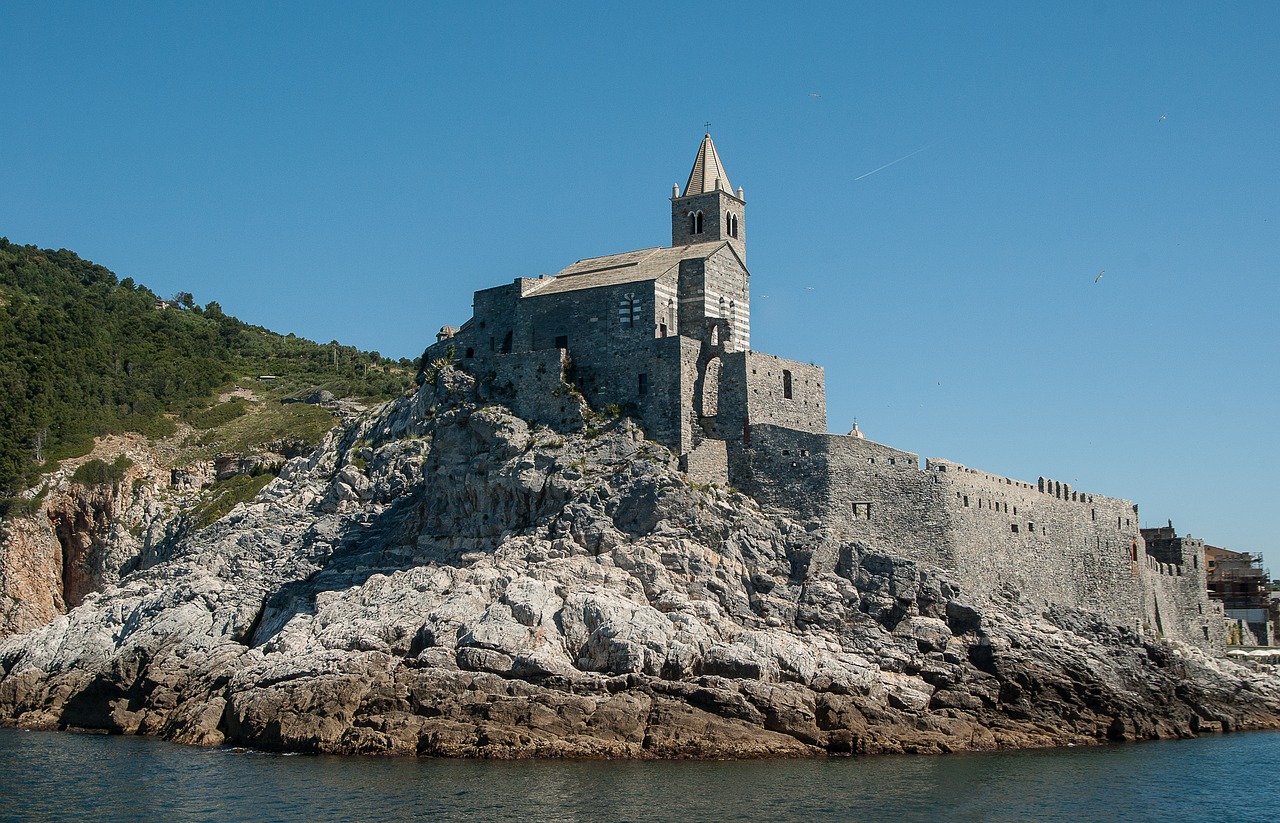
[683,133,733,196]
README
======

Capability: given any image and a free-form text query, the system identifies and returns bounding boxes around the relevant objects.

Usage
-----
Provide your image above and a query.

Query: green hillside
[0,237,412,496]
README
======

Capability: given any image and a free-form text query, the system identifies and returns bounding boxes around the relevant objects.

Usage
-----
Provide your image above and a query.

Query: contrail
[854,144,934,181]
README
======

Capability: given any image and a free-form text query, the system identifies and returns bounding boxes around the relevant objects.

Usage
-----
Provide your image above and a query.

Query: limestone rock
[1,370,1278,758]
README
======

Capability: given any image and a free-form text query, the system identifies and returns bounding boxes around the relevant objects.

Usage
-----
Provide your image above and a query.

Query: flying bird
[1159,113,1167,122]
[804,286,815,291]
[808,92,821,98]
[1094,270,1104,283]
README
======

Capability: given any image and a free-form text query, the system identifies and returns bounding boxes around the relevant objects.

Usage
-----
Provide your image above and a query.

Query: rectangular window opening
[638,373,648,395]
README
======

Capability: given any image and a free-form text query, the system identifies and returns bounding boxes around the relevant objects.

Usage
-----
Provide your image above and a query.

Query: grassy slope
[0,237,414,502]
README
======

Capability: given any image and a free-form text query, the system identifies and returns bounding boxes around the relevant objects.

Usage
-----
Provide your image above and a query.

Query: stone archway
[698,355,721,419]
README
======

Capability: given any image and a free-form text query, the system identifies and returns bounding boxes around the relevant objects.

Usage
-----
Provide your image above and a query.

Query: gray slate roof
[524,241,734,296]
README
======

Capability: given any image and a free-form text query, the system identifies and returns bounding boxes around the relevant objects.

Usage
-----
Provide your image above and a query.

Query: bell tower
[671,134,745,261]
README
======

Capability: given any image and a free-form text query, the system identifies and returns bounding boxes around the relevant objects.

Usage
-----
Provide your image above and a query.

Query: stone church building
[426,135,1220,651]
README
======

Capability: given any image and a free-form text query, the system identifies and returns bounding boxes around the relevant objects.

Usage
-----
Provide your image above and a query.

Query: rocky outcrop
[1,370,1278,757]
[0,440,183,636]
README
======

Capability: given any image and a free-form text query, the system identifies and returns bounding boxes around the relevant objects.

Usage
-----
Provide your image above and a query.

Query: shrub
[72,455,133,486]
[184,398,248,428]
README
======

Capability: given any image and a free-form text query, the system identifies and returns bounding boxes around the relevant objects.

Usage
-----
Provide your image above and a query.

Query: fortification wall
[728,434,1217,644]
[686,438,729,487]
[928,460,1144,629]
[484,349,583,430]
[1140,552,1221,649]
[727,426,951,566]
[719,353,825,438]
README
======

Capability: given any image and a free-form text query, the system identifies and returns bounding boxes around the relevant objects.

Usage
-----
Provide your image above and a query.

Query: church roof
[524,241,734,296]
[683,134,733,197]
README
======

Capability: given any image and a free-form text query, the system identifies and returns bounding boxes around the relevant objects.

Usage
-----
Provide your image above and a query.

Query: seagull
[808,93,820,98]
[804,286,815,291]
[1159,114,1167,122]
[1094,270,1104,283]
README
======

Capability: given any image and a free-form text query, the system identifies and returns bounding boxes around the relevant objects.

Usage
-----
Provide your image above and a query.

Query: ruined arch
[697,355,722,419]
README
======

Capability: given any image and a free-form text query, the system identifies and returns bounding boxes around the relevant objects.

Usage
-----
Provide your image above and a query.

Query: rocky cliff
[0,435,186,637]
[1,369,1277,757]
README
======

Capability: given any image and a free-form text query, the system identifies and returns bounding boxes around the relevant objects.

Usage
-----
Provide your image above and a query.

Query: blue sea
[0,727,1276,822]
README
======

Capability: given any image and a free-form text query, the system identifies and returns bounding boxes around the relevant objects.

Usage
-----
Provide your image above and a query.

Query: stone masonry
[425,134,1221,651]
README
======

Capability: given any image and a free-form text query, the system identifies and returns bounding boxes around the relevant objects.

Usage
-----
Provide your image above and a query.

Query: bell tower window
[690,210,704,235]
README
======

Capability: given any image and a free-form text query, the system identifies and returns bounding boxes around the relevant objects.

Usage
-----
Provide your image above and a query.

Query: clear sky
[3,2,1277,573]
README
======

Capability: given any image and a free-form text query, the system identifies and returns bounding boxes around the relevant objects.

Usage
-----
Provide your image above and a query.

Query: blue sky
[3,2,1277,572]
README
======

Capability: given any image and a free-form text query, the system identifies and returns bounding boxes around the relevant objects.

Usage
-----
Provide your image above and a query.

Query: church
[426,135,1219,651]
[427,134,823,473]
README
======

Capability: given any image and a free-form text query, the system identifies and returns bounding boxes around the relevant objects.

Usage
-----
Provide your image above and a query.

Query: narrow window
[638,373,648,395]
[464,347,474,359]
[555,335,568,350]
[963,495,969,507]
[619,293,640,326]
[689,212,697,234]
[1028,521,1034,532]
[693,211,704,234]
[1011,524,1019,533]
[782,369,793,399]
[659,323,667,337]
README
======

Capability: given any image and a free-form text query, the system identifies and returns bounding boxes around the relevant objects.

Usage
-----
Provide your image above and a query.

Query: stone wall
[719,352,825,437]
[482,349,584,431]
[729,427,950,564]
[726,430,1220,649]
[517,277,665,356]
[676,248,750,352]
[930,460,1144,630]
[1142,552,1222,649]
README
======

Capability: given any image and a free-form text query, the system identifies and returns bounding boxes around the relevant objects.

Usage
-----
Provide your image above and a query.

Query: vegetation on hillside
[0,237,413,495]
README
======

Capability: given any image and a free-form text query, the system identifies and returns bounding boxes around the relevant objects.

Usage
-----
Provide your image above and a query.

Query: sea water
[1,727,1276,822]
